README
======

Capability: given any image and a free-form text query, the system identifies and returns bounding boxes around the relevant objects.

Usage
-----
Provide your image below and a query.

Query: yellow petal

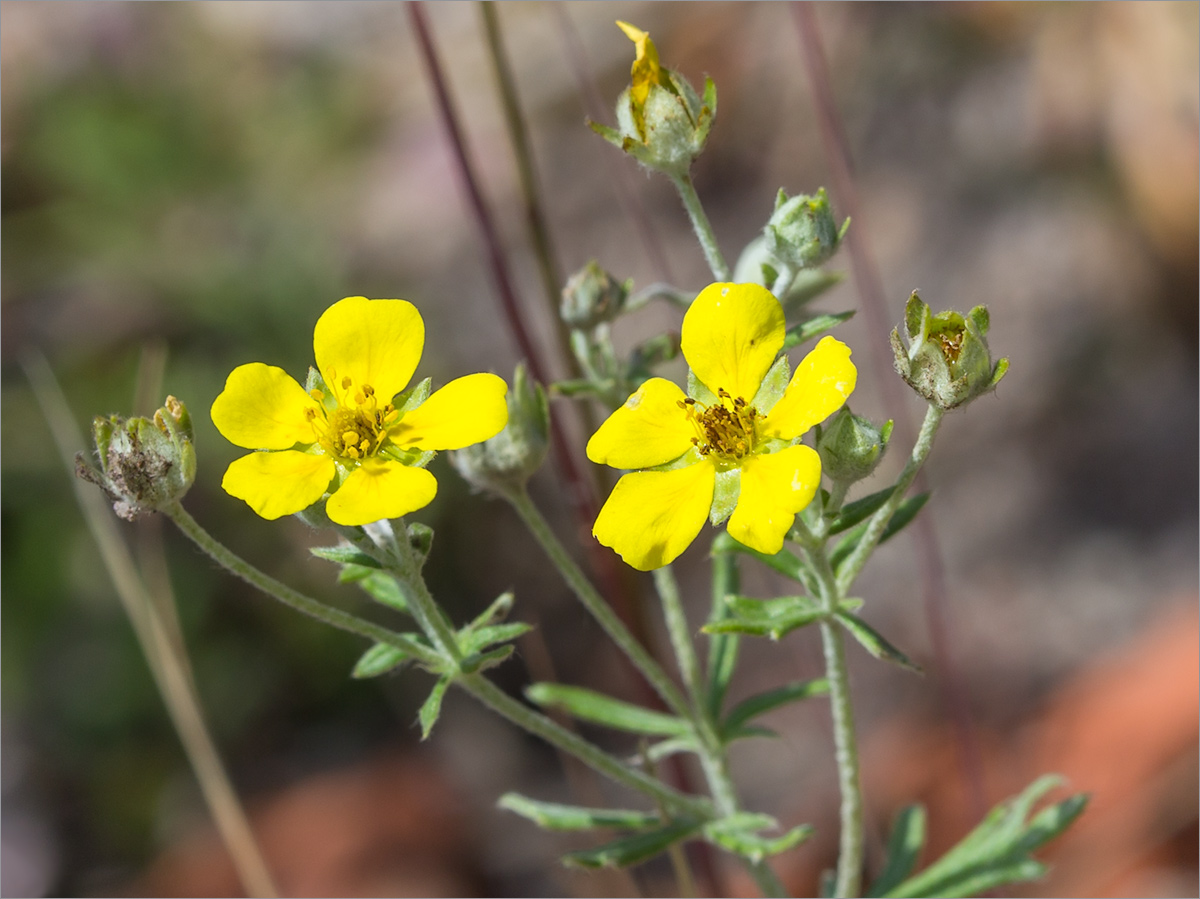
[221,451,335,520]
[586,378,695,470]
[617,20,661,100]
[389,373,508,451]
[681,283,786,402]
[760,336,857,440]
[313,296,424,404]
[211,363,319,450]
[727,446,821,555]
[593,461,715,571]
[325,460,437,526]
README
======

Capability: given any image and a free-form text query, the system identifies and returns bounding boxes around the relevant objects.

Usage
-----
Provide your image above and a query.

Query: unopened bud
[451,365,549,494]
[815,408,892,484]
[763,188,848,272]
[561,261,630,329]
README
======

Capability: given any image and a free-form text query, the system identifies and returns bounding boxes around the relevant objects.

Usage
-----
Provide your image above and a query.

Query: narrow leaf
[498,793,661,832]
[467,591,515,630]
[725,724,780,743]
[310,545,382,568]
[782,311,856,349]
[459,645,514,674]
[525,684,690,737]
[867,805,927,897]
[418,677,450,740]
[783,268,845,307]
[835,611,922,673]
[711,531,815,591]
[723,679,830,734]
[350,569,409,613]
[563,820,700,869]
[351,642,412,679]
[704,820,814,861]
[829,486,896,534]
[830,493,931,571]
[460,622,532,655]
[646,736,698,763]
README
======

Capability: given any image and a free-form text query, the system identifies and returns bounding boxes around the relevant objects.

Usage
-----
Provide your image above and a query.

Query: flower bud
[589,22,716,178]
[890,293,1009,411]
[763,188,848,272]
[76,396,197,520]
[560,261,631,329]
[451,365,548,494]
[815,408,893,484]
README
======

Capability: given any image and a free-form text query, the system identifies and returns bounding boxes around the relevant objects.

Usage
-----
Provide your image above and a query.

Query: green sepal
[709,468,741,526]
[752,354,791,414]
[459,644,515,675]
[703,814,814,862]
[760,262,780,289]
[498,793,661,832]
[352,642,415,679]
[563,820,701,869]
[525,684,690,737]
[304,367,335,411]
[687,369,717,405]
[588,119,626,149]
[344,569,408,613]
[722,678,830,735]
[882,776,1088,898]
[782,311,856,350]
[830,492,931,571]
[418,677,450,740]
[310,544,383,568]
[829,485,897,534]
[866,805,927,897]
[407,522,434,568]
[395,377,432,414]
[834,610,922,673]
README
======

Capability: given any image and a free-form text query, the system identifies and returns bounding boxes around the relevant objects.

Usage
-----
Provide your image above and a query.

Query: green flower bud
[890,293,1009,411]
[589,22,716,178]
[815,408,893,484]
[560,261,631,329]
[763,188,848,272]
[76,396,197,520]
[451,365,549,494]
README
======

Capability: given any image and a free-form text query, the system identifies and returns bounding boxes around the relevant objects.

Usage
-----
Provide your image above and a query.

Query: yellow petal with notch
[211,363,319,450]
[325,460,437,526]
[586,378,695,470]
[313,296,424,404]
[760,336,857,440]
[221,451,335,520]
[727,445,821,555]
[390,373,509,451]
[593,461,715,571]
[682,283,786,402]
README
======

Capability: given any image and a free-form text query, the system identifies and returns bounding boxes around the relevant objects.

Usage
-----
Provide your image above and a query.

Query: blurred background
[2,2,1196,896]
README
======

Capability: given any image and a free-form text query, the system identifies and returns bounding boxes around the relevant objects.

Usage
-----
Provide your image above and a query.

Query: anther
[341,376,353,390]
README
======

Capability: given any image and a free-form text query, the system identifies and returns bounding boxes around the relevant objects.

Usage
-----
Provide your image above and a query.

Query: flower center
[306,376,399,461]
[934,327,964,363]
[679,388,759,460]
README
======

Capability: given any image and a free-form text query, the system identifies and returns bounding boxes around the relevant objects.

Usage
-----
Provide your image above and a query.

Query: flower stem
[836,404,943,594]
[505,487,691,717]
[163,503,442,668]
[819,615,862,899]
[670,172,731,281]
[652,566,703,708]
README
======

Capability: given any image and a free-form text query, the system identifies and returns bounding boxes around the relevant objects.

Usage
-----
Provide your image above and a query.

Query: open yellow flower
[211,296,508,526]
[587,283,857,570]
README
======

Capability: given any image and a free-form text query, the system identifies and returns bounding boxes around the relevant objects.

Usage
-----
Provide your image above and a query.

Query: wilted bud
[451,365,549,494]
[763,188,848,272]
[561,261,631,329]
[76,396,197,520]
[589,22,716,178]
[815,408,893,484]
[891,293,1009,411]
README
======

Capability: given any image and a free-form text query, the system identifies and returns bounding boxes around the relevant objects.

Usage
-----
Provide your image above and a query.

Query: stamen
[341,376,353,390]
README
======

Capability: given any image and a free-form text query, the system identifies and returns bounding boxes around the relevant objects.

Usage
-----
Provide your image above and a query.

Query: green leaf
[830,493,931,571]
[498,793,661,832]
[725,724,779,742]
[310,544,382,568]
[883,776,1088,898]
[782,311,856,350]
[703,594,825,640]
[703,816,814,862]
[418,677,450,740]
[867,805,927,897]
[563,820,700,869]
[645,736,697,762]
[466,591,514,630]
[722,679,830,735]
[459,622,531,656]
[835,611,922,673]
[525,684,690,737]
[710,531,818,594]
[783,268,845,308]
[351,642,412,679]
[348,569,408,613]
[829,486,896,534]
[459,644,515,674]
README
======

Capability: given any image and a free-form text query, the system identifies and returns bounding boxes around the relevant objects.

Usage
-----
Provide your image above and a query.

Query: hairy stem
[652,566,703,709]
[670,172,731,281]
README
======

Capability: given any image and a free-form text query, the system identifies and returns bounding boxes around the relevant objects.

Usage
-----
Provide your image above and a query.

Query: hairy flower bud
[589,22,716,178]
[77,396,197,520]
[560,261,631,329]
[763,188,848,272]
[890,293,1009,411]
[815,408,893,484]
[451,365,549,494]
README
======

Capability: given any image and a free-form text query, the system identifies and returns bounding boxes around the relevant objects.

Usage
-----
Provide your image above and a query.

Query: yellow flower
[587,283,856,570]
[211,296,508,526]
[616,20,665,141]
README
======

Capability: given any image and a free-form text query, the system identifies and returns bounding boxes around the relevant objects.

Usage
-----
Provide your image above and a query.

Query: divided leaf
[722,678,830,735]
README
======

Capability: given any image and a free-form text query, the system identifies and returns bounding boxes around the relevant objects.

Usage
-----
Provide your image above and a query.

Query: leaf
[835,611,922,673]
[563,820,700,869]
[724,724,779,742]
[459,622,532,656]
[703,815,814,862]
[498,793,660,832]
[310,545,382,568]
[466,591,514,630]
[406,521,434,568]
[830,493,930,571]
[829,486,896,534]
[883,776,1089,898]
[867,805,927,897]
[348,569,408,613]
[645,736,697,763]
[710,531,818,594]
[783,269,845,308]
[702,594,825,641]
[722,679,830,735]
[351,642,412,679]
[418,677,450,740]
[459,645,515,674]
[525,684,690,737]
[782,311,856,350]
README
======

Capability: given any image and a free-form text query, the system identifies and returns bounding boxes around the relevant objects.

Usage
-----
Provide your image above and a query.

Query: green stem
[670,172,731,281]
[706,550,740,719]
[505,487,691,717]
[819,616,862,898]
[745,858,789,898]
[652,566,703,708]
[836,404,943,594]
[163,504,442,668]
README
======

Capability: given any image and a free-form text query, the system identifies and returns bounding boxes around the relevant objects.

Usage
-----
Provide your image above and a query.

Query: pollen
[680,388,758,460]
[307,376,399,462]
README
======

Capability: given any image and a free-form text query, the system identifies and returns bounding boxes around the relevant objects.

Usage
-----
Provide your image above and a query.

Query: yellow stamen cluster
[935,328,965,363]
[305,375,399,461]
[679,388,759,460]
